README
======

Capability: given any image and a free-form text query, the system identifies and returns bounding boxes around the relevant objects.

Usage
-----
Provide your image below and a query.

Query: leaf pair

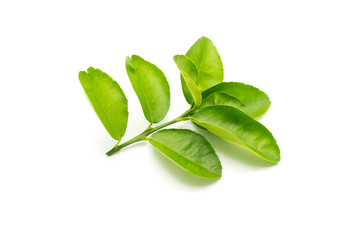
[174,36,224,107]
[187,82,279,164]
[79,54,171,143]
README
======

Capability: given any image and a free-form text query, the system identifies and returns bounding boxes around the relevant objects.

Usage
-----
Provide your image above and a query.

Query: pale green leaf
[79,67,128,140]
[180,75,194,104]
[149,129,222,179]
[191,106,280,163]
[186,36,224,91]
[125,55,170,123]
[173,55,202,106]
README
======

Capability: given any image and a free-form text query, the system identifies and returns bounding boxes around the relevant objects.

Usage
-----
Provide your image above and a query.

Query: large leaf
[173,55,202,106]
[79,67,128,140]
[185,36,223,91]
[202,82,271,118]
[198,92,248,114]
[191,106,280,163]
[148,129,222,179]
[125,55,170,123]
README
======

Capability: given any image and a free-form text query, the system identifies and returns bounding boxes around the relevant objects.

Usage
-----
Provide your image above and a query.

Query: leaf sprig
[79,36,281,179]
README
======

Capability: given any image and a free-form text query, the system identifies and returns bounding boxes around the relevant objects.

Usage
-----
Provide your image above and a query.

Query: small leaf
[202,82,271,118]
[173,55,202,106]
[79,67,128,140]
[199,92,249,114]
[180,75,194,105]
[148,129,222,179]
[125,55,170,123]
[185,36,223,91]
[191,106,280,163]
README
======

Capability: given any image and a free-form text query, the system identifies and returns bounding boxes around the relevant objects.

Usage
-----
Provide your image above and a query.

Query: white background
[1,0,359,239]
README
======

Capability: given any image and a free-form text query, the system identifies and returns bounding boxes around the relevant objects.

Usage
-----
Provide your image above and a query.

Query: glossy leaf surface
[149,129,222,179]
[199,92,248,114]
[79,67,128,140]
[202,82,271,118]
[125,55,170,123]
[173,55,202,106]
[185,36,224,91]
[192,106,280,163]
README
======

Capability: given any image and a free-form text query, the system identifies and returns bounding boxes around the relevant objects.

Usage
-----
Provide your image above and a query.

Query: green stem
[106,108,194,156]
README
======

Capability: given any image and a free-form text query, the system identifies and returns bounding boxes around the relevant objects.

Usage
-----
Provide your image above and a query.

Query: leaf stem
[106,108,194,156]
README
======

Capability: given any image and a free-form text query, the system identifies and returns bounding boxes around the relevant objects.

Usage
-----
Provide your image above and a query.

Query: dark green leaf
[185,36,224,91]
[202,82,271,118]
[173,55,202,106]
[79,67,128,140]
[149,129,222,179]
[191,106,280,163]
[125,55,170,123]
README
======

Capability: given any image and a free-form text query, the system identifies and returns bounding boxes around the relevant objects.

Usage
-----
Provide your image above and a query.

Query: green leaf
[199,92,249,114]
[185,36,224,91]
[180,75,194,105]
[191,106,280,163]
[193,92,249,131]
[148,129,222,179]
[125,55,170,123]
[202,82,271,118]
[79,67,128,140]
[173,55,202,106]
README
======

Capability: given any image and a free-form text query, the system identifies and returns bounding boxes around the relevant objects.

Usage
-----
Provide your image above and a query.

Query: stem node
[106,108,194,156]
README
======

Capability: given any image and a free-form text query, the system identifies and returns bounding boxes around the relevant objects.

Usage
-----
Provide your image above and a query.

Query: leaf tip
[130,54,141,62]
[125,56,132,63]
[87,66,95,71]
[265,147,281,164]
[173,54,180,62]
[200,36,209,40]
[78,70,86,80]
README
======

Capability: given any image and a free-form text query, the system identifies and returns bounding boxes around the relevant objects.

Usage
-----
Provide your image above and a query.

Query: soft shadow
[197,129,276,168]
[151,148,219,187]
